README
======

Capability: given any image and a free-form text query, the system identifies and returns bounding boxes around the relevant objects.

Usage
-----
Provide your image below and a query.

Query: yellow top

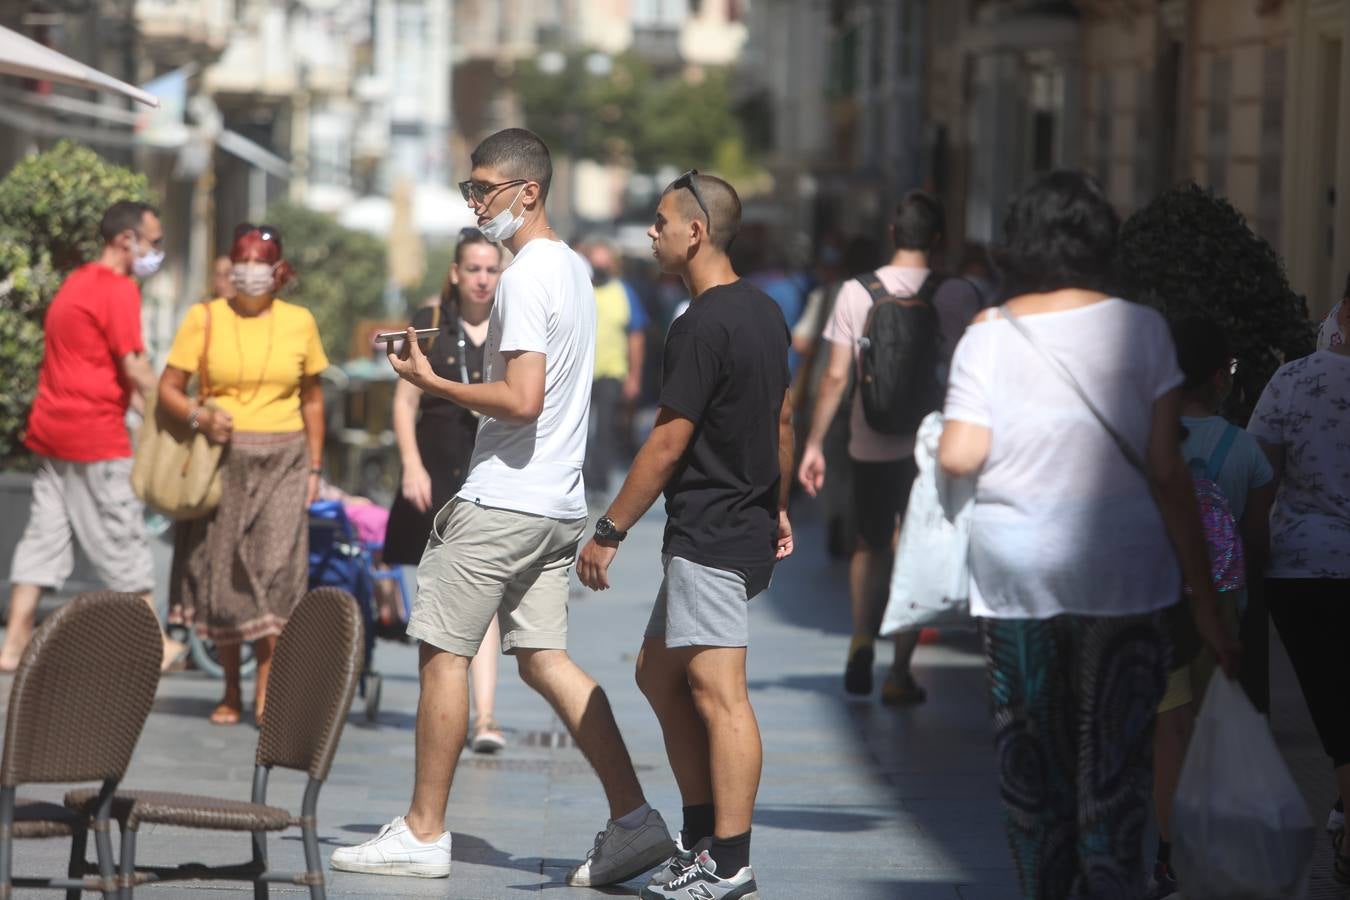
[592,279,631,381]
[166,297,330,433]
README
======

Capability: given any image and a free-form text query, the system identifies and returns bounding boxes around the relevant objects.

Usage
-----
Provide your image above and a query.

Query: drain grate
[459,755,653,775]
[519,729,577,749]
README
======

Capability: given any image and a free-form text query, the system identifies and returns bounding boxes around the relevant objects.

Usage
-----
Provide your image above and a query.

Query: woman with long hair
[159,224,328,725]
[384,227,507,752]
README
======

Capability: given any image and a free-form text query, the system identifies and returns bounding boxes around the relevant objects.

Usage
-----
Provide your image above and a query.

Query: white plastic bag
[880,412,974,636]
[1172,674,1315,899]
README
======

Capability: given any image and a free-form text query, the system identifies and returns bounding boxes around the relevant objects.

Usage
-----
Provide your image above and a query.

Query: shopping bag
[1172,674,1315,899]
[880,412,974,635]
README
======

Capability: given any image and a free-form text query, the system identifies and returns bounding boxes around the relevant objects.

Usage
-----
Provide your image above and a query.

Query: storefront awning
[0,25,160,108]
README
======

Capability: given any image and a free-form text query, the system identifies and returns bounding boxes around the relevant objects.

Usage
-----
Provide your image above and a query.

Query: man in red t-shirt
[2,201,183,671]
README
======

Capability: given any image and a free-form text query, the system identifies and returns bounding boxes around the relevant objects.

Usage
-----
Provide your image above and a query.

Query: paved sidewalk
[3,495,1342,899]
[3,497,1021,899]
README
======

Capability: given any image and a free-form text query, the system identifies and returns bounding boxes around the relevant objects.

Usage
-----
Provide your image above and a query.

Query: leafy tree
[263,202,388,361]
[0,142,153,468]
[1117,183,1316,422]
[0,140,153,273]
[514,52,758,178]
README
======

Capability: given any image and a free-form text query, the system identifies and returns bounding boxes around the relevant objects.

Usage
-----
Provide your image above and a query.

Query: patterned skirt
[169,431,308,645]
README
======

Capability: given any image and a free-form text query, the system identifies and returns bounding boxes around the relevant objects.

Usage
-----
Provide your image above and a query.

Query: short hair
[893,191,944,251]
[994,170,1119,295]
[99,201,158,245]
[663,172,742,252]
[470,128,553,201]
[1172,315,1232,390]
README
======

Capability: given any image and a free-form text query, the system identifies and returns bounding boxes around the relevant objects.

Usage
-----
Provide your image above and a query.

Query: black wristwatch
[594,516,628,543]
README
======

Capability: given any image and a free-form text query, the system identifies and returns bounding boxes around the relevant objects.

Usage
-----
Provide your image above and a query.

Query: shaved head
[662,173,741,252]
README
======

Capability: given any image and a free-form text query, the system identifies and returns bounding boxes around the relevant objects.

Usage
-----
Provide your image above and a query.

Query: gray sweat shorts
[644,554,773,649]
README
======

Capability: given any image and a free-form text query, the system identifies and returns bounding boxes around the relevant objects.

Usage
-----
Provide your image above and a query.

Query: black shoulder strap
[856,271,892,305]
[915,272,948,305]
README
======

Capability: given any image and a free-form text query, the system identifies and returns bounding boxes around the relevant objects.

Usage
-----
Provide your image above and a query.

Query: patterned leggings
[983,613,1168,900]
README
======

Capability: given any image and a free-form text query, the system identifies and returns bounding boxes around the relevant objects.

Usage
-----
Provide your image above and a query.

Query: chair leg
[91,782,117,900]
[251,831,269,900]
[117,828,136,900]
[65,826,88,900]
[0,786,15,900]
[302,822,324,900]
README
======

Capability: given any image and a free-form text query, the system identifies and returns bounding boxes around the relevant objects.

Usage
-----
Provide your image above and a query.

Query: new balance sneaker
[645,834,698,887]
[567,808,676,887]
[1145,860,1180,900]
[329,816,451,878]
[639,847,758,900]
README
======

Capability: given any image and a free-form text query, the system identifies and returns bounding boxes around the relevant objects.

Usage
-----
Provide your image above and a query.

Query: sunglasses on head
[671,169,711,234]
[458,226,487,241]
[458,178,527,204]
[233,223,282,253]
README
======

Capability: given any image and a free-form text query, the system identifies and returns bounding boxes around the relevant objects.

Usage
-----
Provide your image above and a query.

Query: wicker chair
[0,592,163,900]
[65,587,362,900]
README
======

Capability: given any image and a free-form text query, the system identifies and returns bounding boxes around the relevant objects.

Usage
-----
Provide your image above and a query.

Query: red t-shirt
[24,263,144,461]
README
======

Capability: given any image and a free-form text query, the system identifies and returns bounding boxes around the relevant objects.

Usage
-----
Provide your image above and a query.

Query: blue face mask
[131,239,164,279]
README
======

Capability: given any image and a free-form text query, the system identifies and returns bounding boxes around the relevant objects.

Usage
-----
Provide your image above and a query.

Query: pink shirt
[822,266,982,462]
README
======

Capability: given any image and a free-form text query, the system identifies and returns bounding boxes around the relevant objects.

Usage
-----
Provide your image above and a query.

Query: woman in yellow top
[158,224,329,725]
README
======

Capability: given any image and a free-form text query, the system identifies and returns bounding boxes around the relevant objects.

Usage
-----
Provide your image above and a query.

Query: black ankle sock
[1157,839,1171,865]
[681,804,715,848]
[710,830,751,874]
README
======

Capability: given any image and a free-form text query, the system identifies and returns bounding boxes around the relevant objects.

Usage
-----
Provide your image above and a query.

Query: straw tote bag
[132,301,225,519]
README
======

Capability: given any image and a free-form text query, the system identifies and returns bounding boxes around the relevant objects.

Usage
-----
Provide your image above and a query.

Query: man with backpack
[797,191,983,703]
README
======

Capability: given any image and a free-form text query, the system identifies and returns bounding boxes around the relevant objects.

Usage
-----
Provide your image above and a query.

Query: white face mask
[478,185,527,242]
[231,262,276,297]
[131,239,164,279]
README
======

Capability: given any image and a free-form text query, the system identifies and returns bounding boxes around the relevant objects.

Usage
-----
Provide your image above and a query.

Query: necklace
[231,303,275,405]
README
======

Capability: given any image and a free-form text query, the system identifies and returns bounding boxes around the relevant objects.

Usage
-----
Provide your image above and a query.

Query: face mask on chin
[478,185,527,242]
[230,262,276,297]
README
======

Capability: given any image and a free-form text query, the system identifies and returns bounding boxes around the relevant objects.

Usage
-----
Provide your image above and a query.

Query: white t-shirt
[944,299,1186,619]
[822,266,983,462]
[1247,350,1350,579]
[457,238,595,520]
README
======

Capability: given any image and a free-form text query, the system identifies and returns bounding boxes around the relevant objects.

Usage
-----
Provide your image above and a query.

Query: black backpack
[855,271,946,436]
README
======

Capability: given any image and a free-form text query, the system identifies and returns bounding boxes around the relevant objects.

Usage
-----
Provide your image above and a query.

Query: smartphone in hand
[375,327,440,343]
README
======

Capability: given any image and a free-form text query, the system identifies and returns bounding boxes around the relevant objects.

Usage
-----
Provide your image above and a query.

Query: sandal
[209,702,242,726]
[470,719,506,754]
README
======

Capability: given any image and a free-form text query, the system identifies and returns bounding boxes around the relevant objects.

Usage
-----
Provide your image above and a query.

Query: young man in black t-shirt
[578,172,793,900]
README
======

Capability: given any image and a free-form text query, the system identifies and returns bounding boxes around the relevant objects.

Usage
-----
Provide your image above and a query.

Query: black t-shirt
[659,280,791,568]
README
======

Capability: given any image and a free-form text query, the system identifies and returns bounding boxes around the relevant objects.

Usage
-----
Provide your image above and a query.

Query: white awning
[0,24,160,108]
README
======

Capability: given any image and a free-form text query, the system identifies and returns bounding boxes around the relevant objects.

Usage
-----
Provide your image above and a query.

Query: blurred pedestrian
[1248,286,1350,880]
[2,201,185,672]
[384,227,507,753]
[331,128,673,884]
[158,223,329,726]
[938,170,1238,898]
[577,170,791,900]
[582,240,646,504]
[211,254,236,300]
[1147,316,1274,899]
[797,191,982,704]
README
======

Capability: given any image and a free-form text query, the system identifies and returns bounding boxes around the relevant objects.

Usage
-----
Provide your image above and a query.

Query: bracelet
[188,406,202,431]
[309,466,323,476]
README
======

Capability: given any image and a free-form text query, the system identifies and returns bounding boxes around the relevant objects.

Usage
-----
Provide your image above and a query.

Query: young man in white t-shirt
[331,128,673,886]
[797,191,983,704]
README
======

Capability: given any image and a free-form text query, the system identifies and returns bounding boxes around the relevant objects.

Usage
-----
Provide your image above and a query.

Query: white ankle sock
[614,803,652,829]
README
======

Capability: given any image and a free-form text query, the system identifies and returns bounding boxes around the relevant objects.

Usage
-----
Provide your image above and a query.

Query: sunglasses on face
[233,223,282,253]
[458,179,527,204]
[671,169,711,234]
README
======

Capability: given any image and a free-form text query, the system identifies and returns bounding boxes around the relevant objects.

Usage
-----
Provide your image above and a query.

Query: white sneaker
[329,816,451,878]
